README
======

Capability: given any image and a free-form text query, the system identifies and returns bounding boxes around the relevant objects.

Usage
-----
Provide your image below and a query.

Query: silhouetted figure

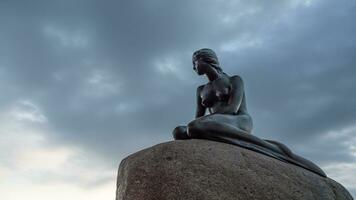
[172,48,326,177]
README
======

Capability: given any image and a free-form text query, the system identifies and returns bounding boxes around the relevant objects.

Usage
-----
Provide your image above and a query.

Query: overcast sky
[0,0,355,199]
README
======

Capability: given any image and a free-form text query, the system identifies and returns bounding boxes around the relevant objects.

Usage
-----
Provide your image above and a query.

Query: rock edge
[116,139,353,200]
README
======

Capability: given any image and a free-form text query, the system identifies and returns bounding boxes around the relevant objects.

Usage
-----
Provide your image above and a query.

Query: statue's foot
[173,126,190,140]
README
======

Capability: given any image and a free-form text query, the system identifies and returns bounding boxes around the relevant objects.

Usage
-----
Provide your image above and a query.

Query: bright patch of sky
[0,106,115,200]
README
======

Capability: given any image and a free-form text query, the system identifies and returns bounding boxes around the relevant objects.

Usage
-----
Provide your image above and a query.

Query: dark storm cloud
[228,0,356,155]
[1,0,355,175]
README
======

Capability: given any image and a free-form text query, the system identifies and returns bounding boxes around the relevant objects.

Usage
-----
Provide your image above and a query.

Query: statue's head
[192,48,222,75]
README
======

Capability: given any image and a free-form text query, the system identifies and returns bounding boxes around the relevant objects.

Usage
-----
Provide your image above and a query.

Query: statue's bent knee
[188,120,211,138]
[173,126,189,140]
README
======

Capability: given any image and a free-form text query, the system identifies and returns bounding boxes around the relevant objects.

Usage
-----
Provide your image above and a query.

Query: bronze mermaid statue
[172,48,326,177]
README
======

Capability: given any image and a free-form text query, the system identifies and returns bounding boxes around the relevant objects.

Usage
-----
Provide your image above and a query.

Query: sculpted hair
[192,48,223,72]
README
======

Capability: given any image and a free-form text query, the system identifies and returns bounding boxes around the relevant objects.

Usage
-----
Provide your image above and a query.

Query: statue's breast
[201,80,230,107]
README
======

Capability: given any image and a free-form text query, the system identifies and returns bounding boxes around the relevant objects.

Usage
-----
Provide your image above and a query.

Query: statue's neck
[205,68,222,82]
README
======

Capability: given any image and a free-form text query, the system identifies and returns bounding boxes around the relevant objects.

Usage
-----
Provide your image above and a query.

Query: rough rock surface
[116,139,353,200]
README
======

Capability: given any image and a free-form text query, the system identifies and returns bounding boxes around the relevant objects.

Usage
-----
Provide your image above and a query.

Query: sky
[0,0,355,199]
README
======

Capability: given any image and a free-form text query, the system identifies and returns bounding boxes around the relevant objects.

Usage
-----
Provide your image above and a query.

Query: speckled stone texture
[116,139,353,200]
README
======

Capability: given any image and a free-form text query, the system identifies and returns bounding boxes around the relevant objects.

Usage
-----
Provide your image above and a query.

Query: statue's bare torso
[200,74,248,115]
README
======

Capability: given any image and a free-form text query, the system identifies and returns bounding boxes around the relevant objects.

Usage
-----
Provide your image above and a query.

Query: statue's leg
[172,126,190,140]
[265,140,293,157]
[185,114,327,177]
[187,114,283,154]
[265,140,327,177]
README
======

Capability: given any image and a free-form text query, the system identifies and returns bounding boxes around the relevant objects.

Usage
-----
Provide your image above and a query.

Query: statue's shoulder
[229,75,244,83]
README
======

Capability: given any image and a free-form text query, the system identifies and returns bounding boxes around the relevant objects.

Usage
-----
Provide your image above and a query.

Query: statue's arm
[227,75,244,114]
[195,85,206,118]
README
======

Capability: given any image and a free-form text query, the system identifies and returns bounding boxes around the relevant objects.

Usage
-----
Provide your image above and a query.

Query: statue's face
[193,57,210,75]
